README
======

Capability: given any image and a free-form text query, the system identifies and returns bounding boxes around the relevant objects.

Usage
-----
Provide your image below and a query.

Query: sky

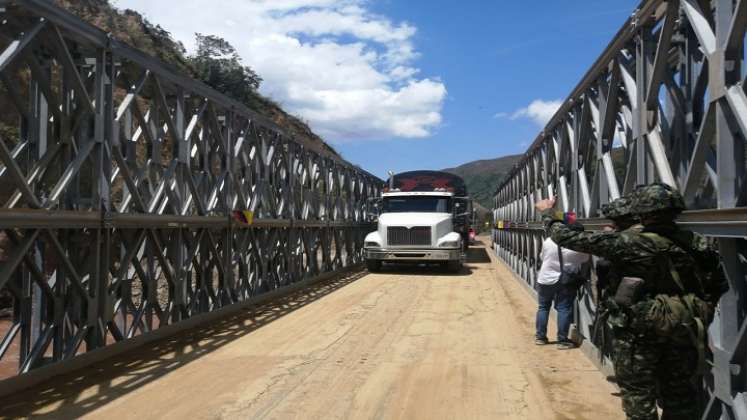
[115,0,639,178]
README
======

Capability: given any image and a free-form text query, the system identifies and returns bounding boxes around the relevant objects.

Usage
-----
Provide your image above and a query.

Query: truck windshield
[382,196,451,213]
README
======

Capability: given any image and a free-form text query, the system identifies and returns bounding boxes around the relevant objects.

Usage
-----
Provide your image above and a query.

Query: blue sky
[337,0,639,177]
[118,0,640,179]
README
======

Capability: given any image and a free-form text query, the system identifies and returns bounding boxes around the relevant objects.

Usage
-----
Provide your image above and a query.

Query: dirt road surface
[1,241,624,420]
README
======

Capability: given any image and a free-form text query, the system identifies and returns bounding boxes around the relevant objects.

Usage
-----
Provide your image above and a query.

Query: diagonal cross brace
[0,18,45,74]
[0,136,42,208]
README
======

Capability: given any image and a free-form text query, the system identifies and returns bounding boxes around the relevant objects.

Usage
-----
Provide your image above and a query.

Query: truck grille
[387,227,431,246]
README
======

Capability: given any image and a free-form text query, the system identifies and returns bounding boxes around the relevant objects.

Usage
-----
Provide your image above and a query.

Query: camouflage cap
[631,183,685,214]
[600,196,634,220]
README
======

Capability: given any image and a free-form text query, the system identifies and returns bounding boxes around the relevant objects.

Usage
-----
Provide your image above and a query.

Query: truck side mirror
[366,197,382,221]
[453,199,471,217]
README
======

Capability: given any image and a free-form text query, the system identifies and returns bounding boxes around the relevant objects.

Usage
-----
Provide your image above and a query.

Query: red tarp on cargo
[389,171,468,196]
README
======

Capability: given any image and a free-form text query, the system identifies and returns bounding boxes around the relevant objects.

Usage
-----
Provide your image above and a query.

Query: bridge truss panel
[0,0,381,380]
[493,0,747,418]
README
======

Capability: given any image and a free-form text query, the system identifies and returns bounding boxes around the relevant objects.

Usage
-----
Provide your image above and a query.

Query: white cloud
[115,0,446,142]
[509,99,563,127]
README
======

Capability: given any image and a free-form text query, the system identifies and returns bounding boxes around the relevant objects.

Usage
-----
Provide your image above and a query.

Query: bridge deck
[1,241,623,420]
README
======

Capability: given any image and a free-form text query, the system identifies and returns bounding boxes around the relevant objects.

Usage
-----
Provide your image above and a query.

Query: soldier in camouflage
[591,196,639,359]
[600,196,638,231]
[535,183,723,420]
[596,196,640,293]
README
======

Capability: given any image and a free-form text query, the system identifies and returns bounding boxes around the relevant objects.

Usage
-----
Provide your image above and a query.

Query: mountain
[445,148,631,212]
[443,154,523,209]
[51,0,341,160]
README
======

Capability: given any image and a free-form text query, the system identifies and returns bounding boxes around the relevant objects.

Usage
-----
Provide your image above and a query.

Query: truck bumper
[364,248,463,262]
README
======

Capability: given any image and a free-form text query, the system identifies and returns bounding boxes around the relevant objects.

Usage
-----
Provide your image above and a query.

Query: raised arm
[534,198,652,264]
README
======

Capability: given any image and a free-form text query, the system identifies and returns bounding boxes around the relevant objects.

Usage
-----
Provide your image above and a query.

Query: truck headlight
[365,241,381,248]
[440,241,460,248]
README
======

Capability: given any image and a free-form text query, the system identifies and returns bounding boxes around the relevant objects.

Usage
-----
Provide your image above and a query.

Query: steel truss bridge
[493,0,747,418]
[0,0,381,393]
[0,0,744,418]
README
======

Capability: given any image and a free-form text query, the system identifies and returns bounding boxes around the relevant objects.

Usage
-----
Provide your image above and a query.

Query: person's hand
[534,197,556,212]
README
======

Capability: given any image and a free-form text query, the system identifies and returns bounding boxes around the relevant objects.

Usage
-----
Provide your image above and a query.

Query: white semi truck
[364,171,472,273]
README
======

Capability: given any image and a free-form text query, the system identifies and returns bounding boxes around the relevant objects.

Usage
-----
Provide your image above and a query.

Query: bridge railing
[492,0,747,417]
[0,0,381,384]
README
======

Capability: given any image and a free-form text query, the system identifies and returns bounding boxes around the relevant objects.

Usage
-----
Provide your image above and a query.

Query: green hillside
[445,148,630,211]
[443,154,523,209]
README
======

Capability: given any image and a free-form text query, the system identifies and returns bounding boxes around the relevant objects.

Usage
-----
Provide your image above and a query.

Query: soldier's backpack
[646,293,712,374]
[639,231,716,375]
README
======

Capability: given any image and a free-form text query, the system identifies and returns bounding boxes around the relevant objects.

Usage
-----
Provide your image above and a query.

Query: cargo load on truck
[389,171,468,196]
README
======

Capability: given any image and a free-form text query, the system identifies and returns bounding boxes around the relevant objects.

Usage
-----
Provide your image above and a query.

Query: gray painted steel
[493,0,747,418]
[0,0,381,383]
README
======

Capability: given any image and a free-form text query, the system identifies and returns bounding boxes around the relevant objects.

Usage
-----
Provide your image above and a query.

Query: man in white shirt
[535,235,590,349]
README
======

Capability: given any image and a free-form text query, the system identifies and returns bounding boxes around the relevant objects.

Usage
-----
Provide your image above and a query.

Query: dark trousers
[535,282,575,342]
[612,328,699,420]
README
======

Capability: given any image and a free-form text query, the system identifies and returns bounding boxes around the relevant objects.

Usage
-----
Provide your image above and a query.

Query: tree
[188,34,262,103]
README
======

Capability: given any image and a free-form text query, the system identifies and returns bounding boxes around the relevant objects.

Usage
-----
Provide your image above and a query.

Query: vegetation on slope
[446,147,629,214]
[443,154,523,209]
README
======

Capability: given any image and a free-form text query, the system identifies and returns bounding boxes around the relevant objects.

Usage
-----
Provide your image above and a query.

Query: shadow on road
[466,246,491,264]
[377,261,473,277]
[0,270,368,419]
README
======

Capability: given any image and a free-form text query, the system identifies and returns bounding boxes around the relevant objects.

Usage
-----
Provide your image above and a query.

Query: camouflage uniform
[595,196,640,294]
[591,197,639,358]
[542,184,722,420]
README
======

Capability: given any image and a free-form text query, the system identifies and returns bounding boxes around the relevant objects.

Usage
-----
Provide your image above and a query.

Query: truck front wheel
[366,259,382,272]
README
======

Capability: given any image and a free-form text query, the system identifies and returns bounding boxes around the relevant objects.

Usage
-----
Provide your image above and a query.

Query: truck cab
[364,171,471,273]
